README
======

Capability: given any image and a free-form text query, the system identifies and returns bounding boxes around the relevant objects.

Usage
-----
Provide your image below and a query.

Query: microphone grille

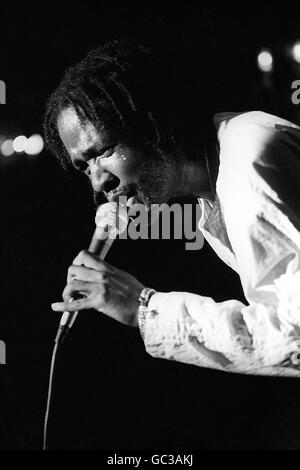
[95,202,128,236]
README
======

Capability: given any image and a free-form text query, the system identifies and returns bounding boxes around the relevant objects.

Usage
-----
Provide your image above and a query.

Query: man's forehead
[58,108,98,140]
[57,107,105,156]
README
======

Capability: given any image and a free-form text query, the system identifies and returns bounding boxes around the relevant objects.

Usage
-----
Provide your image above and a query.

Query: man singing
[45,39,300,377]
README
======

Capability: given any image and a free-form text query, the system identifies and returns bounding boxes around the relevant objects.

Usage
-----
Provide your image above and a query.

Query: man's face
[57,107,181,208]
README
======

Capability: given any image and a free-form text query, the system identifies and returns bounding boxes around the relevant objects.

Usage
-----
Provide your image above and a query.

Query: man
[45,39,300,377]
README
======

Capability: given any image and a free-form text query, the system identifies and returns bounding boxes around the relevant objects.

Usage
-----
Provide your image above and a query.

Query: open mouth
[105,188,143,208]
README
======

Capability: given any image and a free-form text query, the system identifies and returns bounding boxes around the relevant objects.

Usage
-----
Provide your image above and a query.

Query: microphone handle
[55,225,116,344]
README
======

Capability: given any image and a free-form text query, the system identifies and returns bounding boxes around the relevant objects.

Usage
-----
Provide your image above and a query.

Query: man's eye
[74,160,88,172]
[100,147,115,159]
[90,147,116,166]
[73,146,116,173]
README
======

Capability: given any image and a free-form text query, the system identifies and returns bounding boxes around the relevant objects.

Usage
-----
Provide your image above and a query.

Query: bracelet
[138,287,156,308]
[137,287,157,339]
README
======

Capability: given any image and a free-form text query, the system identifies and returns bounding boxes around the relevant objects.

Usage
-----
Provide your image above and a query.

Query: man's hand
[51,250,145,327]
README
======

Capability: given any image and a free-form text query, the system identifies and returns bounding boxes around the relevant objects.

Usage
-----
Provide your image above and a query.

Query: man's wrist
[137,287,157,339]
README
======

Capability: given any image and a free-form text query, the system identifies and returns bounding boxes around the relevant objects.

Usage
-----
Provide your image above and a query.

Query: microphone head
[94,202,128,239]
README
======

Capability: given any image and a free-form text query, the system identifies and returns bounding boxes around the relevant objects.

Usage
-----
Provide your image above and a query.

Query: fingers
[72,250,114,272]
[51,297,96,312]
[67,265,126,292]
[52,279,107,312]
[62,279,92,301]
[67,265,108,283]
[51,249,132,314]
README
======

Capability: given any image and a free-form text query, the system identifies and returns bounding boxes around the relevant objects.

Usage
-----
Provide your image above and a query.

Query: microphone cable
[43,338,59,450]
[42,202,130,450]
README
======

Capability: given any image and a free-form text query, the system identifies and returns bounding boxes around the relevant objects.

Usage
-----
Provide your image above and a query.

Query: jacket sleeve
[141,120,300,377]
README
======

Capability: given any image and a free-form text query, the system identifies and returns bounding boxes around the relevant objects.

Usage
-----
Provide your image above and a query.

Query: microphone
[54,202,128,344]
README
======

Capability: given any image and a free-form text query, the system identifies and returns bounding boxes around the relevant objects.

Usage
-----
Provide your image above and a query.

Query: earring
[118,146,127,160]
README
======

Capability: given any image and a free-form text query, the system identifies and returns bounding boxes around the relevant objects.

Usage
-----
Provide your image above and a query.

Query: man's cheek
[112,159,140,182]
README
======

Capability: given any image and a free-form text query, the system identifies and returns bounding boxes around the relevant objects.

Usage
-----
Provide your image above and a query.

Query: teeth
[127,196,146,208]
[126,196,137,208]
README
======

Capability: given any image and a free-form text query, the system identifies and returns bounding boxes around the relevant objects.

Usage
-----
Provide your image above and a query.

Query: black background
[1,2,300,450]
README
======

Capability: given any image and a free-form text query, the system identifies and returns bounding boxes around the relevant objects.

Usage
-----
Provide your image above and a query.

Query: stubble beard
[93,149,182,210]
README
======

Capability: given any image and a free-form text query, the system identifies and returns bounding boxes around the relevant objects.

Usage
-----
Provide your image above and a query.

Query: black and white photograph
[2,2,300,456]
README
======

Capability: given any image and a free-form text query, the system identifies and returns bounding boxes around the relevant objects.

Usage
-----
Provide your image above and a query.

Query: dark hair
[44,38,214,171]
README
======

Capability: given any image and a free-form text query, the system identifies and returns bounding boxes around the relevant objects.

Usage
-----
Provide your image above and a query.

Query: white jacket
[142,111,300,377]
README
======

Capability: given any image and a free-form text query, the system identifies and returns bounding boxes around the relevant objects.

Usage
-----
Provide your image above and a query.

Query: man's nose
[89,160,119,193]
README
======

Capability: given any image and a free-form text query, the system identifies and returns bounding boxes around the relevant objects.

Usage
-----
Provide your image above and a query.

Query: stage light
[1,139,14,157]
[24,134,44,155]
[13,135,27,153]
[257,50,273,72]
[292,42,300,63]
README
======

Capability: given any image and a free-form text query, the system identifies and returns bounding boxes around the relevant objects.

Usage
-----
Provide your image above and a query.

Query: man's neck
[181,159,213,201]
[181,140,219,204]
[181,120,220,204]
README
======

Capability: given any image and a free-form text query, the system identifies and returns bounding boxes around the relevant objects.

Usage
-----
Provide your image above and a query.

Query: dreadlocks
[44,38,214,172]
